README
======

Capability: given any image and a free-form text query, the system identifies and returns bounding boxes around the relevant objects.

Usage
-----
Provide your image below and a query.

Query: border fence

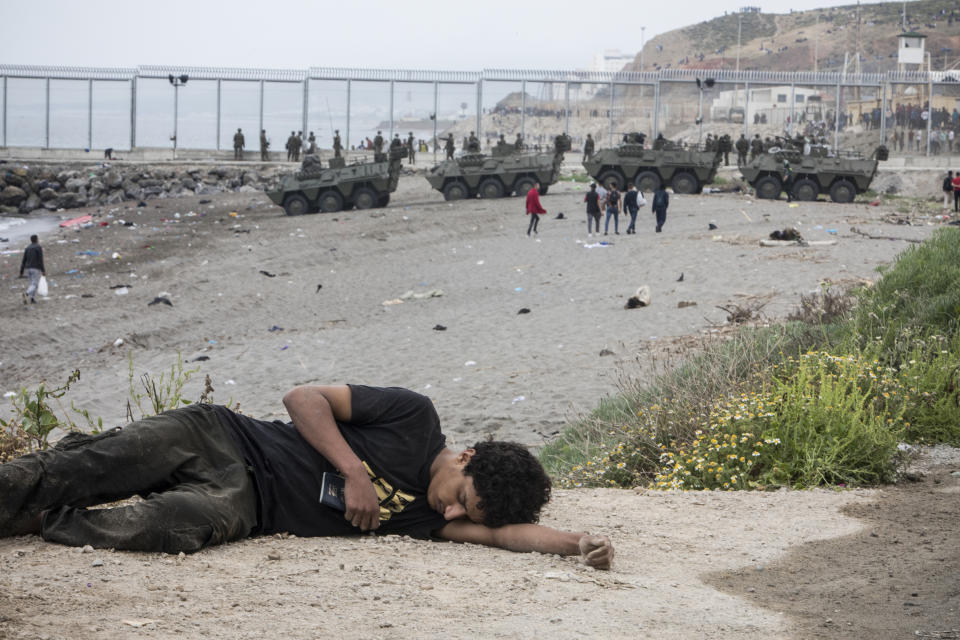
[1,64,958,156]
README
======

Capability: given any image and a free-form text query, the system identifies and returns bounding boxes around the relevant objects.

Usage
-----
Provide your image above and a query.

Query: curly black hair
[463,441,552,527]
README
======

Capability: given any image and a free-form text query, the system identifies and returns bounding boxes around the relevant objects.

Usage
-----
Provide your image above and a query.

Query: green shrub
[894,334,960,445]
[851,227,960,362]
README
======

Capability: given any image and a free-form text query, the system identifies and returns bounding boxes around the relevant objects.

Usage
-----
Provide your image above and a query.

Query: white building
[593,49,636,74]
[711,85,824,123]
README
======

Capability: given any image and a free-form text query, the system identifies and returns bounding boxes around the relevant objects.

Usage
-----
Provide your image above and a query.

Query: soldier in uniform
[583,133,595,162]
[233,128,245,161]
[750,134,763,161]
[406,132,415,164]
[718,134,732,166]
[390,133,402,150]
[445,134,455,159]
[704,134,715,152]
[515,133,524,151]
[496,134,508,153]
[783,160,795,202]
[333,130,343,159]
[260,129,269,161]
[286,131,296,162]
[294,132,304,162]
[467,131,480,153]
[306,132,317,155]
[653,133,667,150]
[735,134,749,165]
[373,130,384,154]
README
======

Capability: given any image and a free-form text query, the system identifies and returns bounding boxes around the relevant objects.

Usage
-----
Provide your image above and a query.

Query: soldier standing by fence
[233,128,245,160]
[260,129,269,161]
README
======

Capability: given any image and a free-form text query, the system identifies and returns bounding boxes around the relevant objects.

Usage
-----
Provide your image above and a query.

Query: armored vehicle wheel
[792,178,819,202]
[829,179,856,204]
[478,178,505,198]
[443,181,468,201]
[538,185,549,196]
[318,190,344,213]
[635,170,661,193]
[671,172,699,195]
[377,194,390,207]
[755,176,782,199]
[597,169,626,190]
[513,177,536,197]
[352,187,378,210]
[283,193,310,216]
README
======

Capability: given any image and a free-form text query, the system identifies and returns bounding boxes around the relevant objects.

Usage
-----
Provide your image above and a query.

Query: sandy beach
[1,173,958,638]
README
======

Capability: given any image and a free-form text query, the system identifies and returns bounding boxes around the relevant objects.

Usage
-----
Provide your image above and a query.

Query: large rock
[139,178,163,188]
[105,189,125,204]
[0,185,27,206]
[0,205,19,214]
[38,187,57,201]
[237,184,259,193]
[21,193,41,213]
[3,171,25,187]
[242,171,261,186]
[180,176,197,190]
[56,192,85,209]
[57,170,78,185]
[103,170,122,189]
[65,177,88,192]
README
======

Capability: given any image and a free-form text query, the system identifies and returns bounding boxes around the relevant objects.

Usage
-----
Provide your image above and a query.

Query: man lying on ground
[0,385,614,569]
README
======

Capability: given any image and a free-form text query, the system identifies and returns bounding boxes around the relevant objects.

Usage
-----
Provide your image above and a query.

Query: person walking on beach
[953,170,960,213]
[19,234,45,305]
[603,183,621,235]
[942,171,954,211]
[233,128,245,160]
[584,183,601,236]
[652,185,670,233]
[623,183,642,234]
[526,181,546,236]
[260,129,269,161]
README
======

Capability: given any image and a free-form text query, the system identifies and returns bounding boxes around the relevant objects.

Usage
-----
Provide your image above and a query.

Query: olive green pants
[0,404,257,553]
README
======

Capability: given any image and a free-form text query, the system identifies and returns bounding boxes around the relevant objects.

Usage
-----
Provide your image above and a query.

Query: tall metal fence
[1,64,958,156]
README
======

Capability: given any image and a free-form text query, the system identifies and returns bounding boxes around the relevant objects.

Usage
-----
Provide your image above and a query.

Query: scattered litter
[109,284,130,289]
[740,210,752,222]
[677,272,684,282]
[75,250,100,256]
[224,379,236,385]
[91,559,104,567]
[399,289,444,300]
[517,308,531,314]
[708,223,718,230]
[788,203,799,208]
[382,298,404,306]
[316,284,323,293]
[3,391,15,398]
[583,242,611,249]
[711,235,723,241]
[512,396,526,404]
[229,211,239,218]
[432,324,447,331]
[59,215,93,228]
[624,285,651,309]
[113,338,124,347]
[554,212,565,219]
[769,228,802,242]
[111,252,121,260]
[259,270,276,277]
[114,287,129,296]
[122,620,158,629]
[280,345,289,351]
[268,325,284,332]
[136,201,147,207]
[464,361,477,367]
[147,297,172,307]
[199,199,211,204]
[826,229,838,235]
[599,349,614,357]
[192,356,210,362]
[870,200,881,207]
[476,260,484,265]
[677,301,697,308]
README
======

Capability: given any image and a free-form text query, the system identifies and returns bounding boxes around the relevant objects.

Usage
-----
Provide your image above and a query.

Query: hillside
[629,0,960,74]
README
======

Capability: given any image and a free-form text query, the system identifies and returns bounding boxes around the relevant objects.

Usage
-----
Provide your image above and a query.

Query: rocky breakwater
[0,164,283,214]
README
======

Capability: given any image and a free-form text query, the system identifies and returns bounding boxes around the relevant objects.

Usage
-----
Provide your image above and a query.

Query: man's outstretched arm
[282,385,380,531]
[435,520,614,570]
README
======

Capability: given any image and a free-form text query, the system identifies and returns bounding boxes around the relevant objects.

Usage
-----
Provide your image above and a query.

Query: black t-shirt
[585,190,601,214]
[215,385,448,539]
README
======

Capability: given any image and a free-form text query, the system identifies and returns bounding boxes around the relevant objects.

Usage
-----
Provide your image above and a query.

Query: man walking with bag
[19,234,45,304]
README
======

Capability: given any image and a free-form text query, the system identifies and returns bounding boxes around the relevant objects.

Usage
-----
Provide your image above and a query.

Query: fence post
[388,79,394,141]
[564,81,570,134]
[346,78,351,152]
[45,77,50,149]
[258,80,264,137]
[608,81,614,146]
[789,83,795,136]
[520,79,526,142]
[130,76,137,150]
[653,78,660,138]
[743,81,750,139]
[476,79,482,140]
[88,79,93,150]
[302,78,309,142]
[2,75,6,148]
[216,78,221,151]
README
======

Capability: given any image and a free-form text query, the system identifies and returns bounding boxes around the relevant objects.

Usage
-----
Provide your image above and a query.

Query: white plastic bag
[36,275,49,297]
[638,192,647,207]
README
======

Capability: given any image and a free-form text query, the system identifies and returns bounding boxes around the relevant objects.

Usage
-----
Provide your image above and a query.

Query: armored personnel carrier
[425,134,570,200]
[740,143,888,203]
[266,147,405,215]
[582,134,721,194]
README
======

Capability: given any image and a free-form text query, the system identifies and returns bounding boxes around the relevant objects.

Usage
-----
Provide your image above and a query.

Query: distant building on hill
[593,50,636,74]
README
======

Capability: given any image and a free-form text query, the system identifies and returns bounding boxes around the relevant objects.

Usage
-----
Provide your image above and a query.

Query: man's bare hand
[343,472,380,532]
[578,534,614,570]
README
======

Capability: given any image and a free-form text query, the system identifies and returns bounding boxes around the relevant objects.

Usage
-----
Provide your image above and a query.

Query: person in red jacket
[526,181,546,236]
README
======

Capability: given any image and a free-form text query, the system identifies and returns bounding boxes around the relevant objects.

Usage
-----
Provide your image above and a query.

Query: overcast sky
[1,0,877,71]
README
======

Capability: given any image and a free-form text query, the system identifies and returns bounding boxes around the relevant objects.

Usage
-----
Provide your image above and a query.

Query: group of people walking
[583,181,670,237]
